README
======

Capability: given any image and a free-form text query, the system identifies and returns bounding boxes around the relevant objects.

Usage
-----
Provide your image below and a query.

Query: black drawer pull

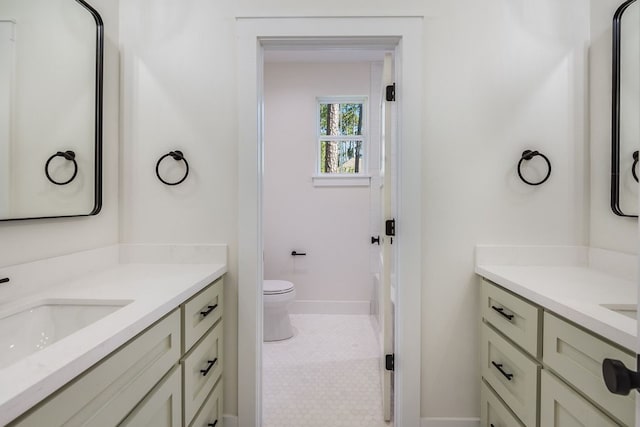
[208,421,218,427]
[200,358,218,376]
[200,304,218,318]
[491,361,513,381]
[491,305,514,321]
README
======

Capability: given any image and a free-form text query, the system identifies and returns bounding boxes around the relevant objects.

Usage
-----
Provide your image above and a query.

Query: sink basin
[0,299,131,369]
[600,304,637,320]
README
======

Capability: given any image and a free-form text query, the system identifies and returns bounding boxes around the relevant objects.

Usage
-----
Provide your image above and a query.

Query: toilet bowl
[263,280,296,341]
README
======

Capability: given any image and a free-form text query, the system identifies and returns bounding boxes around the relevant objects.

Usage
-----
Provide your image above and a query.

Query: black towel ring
[632,151,639,183]
[45,150,78,185]
[517,150,551,186]
[156,150,189,186]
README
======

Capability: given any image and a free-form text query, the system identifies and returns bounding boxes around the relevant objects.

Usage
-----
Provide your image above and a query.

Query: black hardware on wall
[156,150,189,186]
[291,251,306,256]
[0,278,9,284]
[386,83,396,102]
[611,0,638,217]
[517,150,551,186]
[208,422,218,427]
[385,354,395,371]
[45,151,78,185]
[371,236,380,245]
[632,151,639,183]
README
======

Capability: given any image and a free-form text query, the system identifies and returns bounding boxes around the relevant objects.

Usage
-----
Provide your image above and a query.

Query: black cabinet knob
[602,358,640,395]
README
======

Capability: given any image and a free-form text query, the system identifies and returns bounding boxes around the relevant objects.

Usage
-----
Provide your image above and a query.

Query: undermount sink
[0,299,132,369]
[600,304,637,320]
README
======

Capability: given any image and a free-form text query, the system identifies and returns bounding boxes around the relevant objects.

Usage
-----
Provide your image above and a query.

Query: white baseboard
[290,300,371,315]
[223,414,238,427]
[421,417,480,427]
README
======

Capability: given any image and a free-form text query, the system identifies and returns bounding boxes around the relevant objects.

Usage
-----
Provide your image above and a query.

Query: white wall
[0,0,118,268]
[119,0,591,420]
[263,62,375,306]
[589,0,638,254]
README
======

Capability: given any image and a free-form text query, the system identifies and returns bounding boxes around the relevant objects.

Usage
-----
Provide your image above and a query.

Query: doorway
[262,51,391,426]
[236,17,423,427]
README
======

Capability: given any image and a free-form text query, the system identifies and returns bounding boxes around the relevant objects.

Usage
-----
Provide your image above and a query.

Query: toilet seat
[263,280,294,295]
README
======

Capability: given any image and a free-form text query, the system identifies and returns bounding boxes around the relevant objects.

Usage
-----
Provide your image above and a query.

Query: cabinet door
[183,320,224,425]
[481,323,540,426]
[540,370,618,427]
[543,312,635,426]
[11,310,180,427]
[480,380,524,427]
[183,279,223,353]
[189,379,223,427]
[120,367,182,427]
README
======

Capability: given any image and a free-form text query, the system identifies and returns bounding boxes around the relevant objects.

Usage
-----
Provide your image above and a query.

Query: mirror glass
[0,0,102,221]
[612,0,639,217]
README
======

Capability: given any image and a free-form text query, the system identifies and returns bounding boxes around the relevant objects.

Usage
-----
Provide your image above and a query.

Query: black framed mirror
[0,0,103,221]
[611,0,639,218]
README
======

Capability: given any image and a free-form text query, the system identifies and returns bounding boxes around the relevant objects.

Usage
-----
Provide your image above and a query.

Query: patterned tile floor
[263,314,391,427]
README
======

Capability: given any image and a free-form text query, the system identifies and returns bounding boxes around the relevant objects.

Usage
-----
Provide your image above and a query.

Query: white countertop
[0,245,226,426]
[475,246,637,353]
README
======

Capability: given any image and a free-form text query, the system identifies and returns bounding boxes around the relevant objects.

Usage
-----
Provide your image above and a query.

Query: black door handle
[602,358,640,395]
[291,251,306,256]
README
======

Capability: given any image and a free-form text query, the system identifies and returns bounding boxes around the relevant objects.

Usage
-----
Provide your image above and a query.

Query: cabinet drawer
[480,380,524,427]
[183,278,223,353]
[481,323,540,427]
[481,280,541,357]
[189,378,223,427]
[540,370,619,427]
[543,312,635,426]
[12,309,181,427]
[183,320,224,425]
[120,366,182,427]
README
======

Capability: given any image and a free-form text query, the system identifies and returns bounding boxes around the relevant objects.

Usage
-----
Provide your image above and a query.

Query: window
[316,97,367,176]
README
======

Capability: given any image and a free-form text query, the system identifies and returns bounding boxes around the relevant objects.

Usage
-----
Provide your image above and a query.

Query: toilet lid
[263,280,294,295]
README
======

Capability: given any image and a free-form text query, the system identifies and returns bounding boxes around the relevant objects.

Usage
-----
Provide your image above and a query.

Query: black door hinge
[385,219,395,237]
[386,83,396,102]
[385,353,395,371]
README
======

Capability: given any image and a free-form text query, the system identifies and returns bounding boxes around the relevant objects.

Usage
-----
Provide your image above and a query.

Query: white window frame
[313,96,370,187]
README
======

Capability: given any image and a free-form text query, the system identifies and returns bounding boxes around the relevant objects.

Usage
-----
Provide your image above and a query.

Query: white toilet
[263,280,296,341]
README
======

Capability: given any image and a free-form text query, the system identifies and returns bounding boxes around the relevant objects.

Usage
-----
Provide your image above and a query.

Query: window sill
[312,175,371,187]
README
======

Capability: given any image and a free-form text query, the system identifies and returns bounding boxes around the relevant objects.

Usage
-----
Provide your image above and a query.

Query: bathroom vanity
[0,245,227,426]
[476,246,636,427]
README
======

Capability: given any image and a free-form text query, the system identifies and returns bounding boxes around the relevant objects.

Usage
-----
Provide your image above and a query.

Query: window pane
[319,103,363,136]
[319,140,364,174]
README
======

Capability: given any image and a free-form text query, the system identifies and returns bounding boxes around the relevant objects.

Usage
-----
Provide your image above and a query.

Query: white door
[380,52,396,422]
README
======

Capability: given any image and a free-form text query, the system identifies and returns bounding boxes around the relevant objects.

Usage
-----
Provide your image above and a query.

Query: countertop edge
[475,265,636,353]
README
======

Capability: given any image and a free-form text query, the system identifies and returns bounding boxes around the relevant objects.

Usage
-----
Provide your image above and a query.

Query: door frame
[237,17,423,426]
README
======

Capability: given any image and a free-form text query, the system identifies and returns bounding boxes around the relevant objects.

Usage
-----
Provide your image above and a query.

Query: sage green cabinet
[121,366,183,427]
[9,276,225,427]
[11,309,181,427]
[480,279,633,427]
[540,370,618,427]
